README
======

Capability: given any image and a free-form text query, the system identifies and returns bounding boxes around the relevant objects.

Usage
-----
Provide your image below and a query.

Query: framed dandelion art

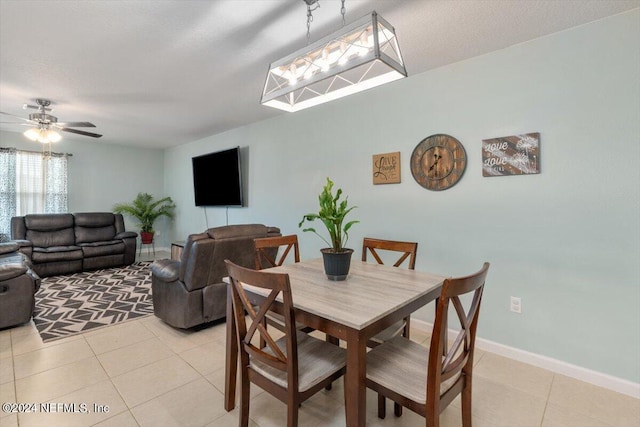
[482,132,540,177]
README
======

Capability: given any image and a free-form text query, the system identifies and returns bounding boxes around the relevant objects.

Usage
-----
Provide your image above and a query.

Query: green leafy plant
[113,192,176,233]
[298,177,358,252]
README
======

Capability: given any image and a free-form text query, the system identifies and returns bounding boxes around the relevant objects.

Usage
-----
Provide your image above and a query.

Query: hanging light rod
[261,8,407,112]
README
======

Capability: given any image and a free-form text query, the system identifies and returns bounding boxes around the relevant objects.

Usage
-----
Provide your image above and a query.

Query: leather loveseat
[11,212,138,278]
[151,224,281,329]
[0,242,41,329]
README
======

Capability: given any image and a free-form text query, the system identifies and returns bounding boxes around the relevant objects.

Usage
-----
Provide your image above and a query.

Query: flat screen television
[192,147,244,207]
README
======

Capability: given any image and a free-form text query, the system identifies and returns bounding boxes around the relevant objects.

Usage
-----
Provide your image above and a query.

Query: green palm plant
[113,192,176,234]
[299,178,358,252]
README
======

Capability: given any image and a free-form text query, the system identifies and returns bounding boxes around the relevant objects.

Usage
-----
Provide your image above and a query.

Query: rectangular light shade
[261,11,406,112]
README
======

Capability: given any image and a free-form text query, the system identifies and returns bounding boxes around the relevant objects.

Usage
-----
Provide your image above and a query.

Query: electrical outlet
[510,296,522,314]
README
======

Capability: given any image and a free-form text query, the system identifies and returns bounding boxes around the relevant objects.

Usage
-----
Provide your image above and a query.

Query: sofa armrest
[115,231,138,240]
[151,259,180,282]
[0,242,19,255]
[0,262,28,281]
[8,240,32,260]
[11,240,32,249]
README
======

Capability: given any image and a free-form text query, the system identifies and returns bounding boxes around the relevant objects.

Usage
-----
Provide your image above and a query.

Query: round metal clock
[410,134,467,191]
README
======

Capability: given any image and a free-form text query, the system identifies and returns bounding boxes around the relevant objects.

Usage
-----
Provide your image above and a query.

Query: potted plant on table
[299,177,359,281]
[113,193,176,244]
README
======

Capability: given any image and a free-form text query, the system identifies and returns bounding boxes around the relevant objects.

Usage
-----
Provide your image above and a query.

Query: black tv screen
[192,147,244,207]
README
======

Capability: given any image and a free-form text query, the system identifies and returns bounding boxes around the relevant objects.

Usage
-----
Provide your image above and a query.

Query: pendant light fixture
[261,0,407,112]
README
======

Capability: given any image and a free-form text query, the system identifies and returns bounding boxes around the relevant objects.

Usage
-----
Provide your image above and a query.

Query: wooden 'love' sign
[482,133,540,177]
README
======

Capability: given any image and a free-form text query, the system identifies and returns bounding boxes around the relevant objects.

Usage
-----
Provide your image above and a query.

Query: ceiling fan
[0,98,102,141]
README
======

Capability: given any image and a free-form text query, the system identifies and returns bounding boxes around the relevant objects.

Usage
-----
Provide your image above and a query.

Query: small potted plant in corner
[299,177,359,281]
[114,193,176,244]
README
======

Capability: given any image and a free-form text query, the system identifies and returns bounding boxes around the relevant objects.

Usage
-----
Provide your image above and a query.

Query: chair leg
[461,379,472,427]
[287,398,299,427]
[395,316,408,418]
[378,393,386,419]
[325,335,339,390]
[403,316,411,339]
[239,369,250,427]
[394,402,403,417]
[326,335,339,346]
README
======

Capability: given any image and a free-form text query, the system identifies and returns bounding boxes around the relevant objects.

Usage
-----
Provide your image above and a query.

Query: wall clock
[410,134,467,191]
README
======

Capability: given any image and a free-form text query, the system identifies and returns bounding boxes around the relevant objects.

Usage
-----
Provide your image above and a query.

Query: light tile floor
[1,254,638,426]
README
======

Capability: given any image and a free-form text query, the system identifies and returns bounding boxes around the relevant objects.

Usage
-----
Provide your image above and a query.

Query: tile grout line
[86,330,135,426]
[12,336,95,381]
[539,373,557,427]
[10,331,18,424]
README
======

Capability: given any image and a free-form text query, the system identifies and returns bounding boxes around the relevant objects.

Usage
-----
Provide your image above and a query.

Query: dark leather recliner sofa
[151,224,280,329]
[11,212,137,277]
[0,242,41,329]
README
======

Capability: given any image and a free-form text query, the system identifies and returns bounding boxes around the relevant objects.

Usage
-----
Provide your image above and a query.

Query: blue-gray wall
[164,10,640,382]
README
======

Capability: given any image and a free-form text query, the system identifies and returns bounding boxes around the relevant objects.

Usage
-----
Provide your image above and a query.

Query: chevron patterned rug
[33,262,154,342]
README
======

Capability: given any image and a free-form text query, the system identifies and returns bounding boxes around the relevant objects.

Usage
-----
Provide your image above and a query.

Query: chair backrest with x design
[225,260,300,390]
[362,237,418,269]
[427,262,489,412]
[254,234,300,270]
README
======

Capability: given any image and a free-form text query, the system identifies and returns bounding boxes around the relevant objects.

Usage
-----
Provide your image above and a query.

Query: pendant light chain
[305,0,346,44]
[306,0,320,45]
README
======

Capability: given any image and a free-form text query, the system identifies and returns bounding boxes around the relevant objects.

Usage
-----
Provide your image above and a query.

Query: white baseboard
[137,245,170,254]
[411,319,640,399]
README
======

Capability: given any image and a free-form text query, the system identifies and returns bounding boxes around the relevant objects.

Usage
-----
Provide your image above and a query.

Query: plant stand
[138,240,155,259]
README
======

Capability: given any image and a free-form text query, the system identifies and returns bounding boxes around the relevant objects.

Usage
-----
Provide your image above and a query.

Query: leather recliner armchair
[151,224,281,329]
[0,242,41,329]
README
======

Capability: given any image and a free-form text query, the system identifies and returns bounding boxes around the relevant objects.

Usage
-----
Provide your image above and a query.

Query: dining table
[224,257,446,427]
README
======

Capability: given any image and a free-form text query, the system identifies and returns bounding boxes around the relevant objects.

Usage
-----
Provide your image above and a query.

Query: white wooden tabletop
[235,258,445,330]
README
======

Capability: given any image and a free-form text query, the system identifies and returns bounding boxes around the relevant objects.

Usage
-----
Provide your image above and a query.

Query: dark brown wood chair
[253,235,314,345]
[254,234,300,269]
[365,262,490,427]
[225,260,346,427]
[361,237,419,415]
[362,237,418,346]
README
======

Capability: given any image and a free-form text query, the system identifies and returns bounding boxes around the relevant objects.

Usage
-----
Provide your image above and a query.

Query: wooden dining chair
[361,237,418,414]
[365,262,490,427]
[254,234,300,269]
[225,260,346,427]
[362,237,418,345]
[254,235,314,345]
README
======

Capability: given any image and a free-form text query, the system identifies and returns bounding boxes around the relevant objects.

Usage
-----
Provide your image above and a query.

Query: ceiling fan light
[46,130,62,143]
[24,127,61,143]
[23,128,41,141]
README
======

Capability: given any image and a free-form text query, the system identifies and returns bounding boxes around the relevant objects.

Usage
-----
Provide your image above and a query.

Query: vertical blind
[0,148,69,242]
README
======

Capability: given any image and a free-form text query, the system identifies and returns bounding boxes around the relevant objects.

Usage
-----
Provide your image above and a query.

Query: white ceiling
[1,0,638,149]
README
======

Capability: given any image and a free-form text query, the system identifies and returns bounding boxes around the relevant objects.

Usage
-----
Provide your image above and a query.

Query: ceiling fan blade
[0,122,31,126]
[56,121,96,128]
[60,127,103,138]
[0,111,35,122]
